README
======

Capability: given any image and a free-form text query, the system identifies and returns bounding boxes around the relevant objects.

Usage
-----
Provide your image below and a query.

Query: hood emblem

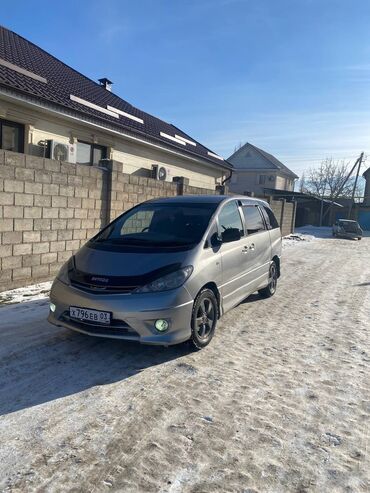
[91,276,109,283]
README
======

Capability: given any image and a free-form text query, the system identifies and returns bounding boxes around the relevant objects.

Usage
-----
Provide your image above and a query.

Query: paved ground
[0,232,369,492]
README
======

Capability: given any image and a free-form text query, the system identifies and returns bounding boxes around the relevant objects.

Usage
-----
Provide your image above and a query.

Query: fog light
[49,302,56,313]
[154,319,169,332]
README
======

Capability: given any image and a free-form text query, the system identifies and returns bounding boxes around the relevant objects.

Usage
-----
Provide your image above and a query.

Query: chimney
[363,167,370,205]
[98,78,113,92]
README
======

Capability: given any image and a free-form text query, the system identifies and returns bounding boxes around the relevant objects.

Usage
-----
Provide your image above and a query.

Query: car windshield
[339,221,359,232]
[93,202,218,246]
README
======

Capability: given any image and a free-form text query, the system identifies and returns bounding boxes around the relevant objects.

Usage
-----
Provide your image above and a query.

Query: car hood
[74,244,193,276]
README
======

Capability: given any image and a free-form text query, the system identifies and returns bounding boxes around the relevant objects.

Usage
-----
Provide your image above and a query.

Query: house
[0,26,232,189]
[227,142,298,196]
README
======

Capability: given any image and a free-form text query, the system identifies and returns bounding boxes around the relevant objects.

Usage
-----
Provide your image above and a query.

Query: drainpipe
[222,168,233,186]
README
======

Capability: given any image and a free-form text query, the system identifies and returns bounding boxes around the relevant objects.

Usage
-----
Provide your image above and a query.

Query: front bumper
[48,279,194,345]
[336,231,362,239]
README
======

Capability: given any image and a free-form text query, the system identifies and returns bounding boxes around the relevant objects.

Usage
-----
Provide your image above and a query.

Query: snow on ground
[0,229,369,492]
[0,281,52,306]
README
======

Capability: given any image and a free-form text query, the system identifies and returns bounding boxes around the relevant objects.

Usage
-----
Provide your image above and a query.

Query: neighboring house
[0,26,232,189]
[227,142,298,196]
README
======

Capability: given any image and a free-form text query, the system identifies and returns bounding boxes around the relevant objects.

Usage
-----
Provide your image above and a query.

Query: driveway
[0,233,369,492]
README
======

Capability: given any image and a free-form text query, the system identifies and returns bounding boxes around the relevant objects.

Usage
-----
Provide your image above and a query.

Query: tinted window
[94,203,218,246]
[0,119,24,153]
[262,206,279,229]
[218,201,244,236]
[242,206,266,234]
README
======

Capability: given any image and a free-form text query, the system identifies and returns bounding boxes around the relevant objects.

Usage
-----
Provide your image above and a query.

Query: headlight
[56,257,74,285]
[135,266,193,293]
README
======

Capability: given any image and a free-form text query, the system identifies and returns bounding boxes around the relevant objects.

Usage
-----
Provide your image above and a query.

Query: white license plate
[69,306,111,325]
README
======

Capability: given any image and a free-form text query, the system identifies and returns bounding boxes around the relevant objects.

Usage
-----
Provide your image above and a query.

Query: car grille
[70,279,138,294]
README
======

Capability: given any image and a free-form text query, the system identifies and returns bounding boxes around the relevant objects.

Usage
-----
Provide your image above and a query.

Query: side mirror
[221,227,242,243]
[210,232,222,248]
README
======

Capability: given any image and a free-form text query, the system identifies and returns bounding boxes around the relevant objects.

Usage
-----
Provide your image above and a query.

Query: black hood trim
[69,260,182,292]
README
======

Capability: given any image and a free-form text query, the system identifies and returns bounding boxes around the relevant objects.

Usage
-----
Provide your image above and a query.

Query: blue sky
[3,0,370,176]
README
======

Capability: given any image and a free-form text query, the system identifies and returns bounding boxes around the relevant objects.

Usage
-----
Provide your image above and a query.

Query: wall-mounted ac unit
[152,164,171,182]
[48,140,76,163]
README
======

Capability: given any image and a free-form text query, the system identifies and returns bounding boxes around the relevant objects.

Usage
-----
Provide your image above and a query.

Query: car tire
[258,261,278,298]
[190,288,218,350]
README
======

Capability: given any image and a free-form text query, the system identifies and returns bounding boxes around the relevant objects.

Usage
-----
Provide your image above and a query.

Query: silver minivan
[48,196,282,349]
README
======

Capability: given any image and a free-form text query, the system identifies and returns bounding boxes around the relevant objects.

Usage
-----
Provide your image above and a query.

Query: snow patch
[0,281,52,306]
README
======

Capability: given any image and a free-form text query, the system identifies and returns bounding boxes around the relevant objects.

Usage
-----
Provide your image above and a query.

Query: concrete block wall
[108,161,178,221]
[267,198,296,237]
[0,151,218,292]
[0,150,107,291]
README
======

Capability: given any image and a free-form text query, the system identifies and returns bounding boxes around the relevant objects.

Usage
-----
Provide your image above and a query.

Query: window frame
[241,204,267,236]
[260,205,279,230]
[216,199,245,239]
[76,140,107,166]
[0,118,25,153]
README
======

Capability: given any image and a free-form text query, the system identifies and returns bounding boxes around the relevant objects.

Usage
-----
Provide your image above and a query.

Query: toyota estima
[48,196,282,349]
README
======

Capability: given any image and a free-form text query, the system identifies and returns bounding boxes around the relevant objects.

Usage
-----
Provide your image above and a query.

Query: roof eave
[0,85,232,171]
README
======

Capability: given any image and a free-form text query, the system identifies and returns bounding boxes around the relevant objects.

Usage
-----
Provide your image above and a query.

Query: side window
[261,206,279,230]
[242,206,266,234]
[218,201,244,236]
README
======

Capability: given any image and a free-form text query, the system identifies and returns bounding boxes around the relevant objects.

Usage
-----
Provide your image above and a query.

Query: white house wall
[0,98,224,190]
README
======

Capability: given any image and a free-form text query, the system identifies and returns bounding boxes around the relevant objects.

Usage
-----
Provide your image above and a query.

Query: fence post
[98,158,114,227]
[280,199,286,234]
[175,176,189,196]
[291,200,297,234]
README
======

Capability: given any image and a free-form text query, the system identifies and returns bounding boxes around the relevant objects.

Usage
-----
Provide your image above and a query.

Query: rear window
[242,206,266,234]
[339,221,359,232]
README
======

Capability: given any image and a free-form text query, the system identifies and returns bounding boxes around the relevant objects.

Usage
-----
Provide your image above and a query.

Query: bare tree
[305,158,362,199]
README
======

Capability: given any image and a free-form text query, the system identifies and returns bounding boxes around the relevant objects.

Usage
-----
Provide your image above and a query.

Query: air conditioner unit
[48,140,76,163]
[151,164,171,182]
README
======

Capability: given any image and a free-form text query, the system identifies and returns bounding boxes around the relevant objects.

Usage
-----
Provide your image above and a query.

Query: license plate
[69,306,111,325]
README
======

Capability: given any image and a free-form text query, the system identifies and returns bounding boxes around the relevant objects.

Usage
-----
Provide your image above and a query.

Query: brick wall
[0,151,217,292]
[0,151,108,291]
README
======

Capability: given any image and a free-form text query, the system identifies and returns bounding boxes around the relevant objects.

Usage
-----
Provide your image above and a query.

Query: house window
[258,175,267,185]
[0,119,24,153]
[76,141,107,166]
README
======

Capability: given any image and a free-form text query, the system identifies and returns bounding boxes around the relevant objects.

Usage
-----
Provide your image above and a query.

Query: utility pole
[322,152,364,222]
[347,152,364,219]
